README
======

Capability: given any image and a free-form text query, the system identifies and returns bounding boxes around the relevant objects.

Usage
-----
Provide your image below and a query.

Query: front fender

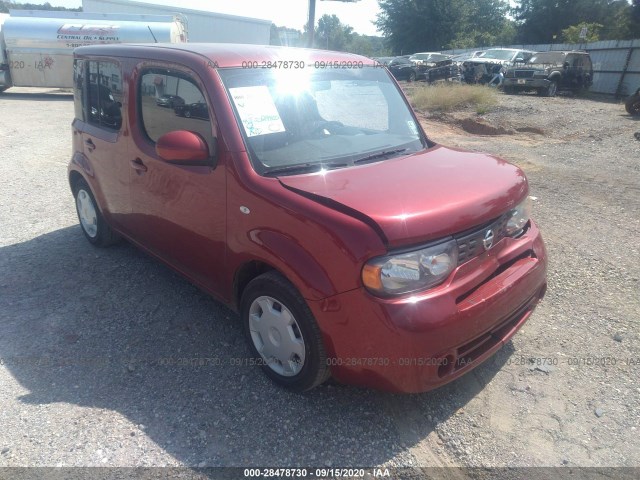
[244,229,339,300]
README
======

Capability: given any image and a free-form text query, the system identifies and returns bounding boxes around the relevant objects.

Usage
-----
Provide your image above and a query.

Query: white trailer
[0,10,187,91]
[82,0,272,45]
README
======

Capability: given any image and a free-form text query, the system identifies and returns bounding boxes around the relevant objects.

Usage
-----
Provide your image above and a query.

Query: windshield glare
[480,50,516,61]
[528,52,566,65]
[219,67,425,175]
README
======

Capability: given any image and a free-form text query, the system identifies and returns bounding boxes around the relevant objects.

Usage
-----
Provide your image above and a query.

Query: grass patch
[408,83,498,113]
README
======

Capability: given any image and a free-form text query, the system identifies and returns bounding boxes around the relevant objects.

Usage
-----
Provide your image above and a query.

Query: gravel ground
[0,86,638,473]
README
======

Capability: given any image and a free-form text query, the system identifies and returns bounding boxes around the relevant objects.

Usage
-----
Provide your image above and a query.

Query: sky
[14,0,384,35]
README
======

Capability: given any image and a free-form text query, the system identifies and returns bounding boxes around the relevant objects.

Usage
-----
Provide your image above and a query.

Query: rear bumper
[309,221,548,393]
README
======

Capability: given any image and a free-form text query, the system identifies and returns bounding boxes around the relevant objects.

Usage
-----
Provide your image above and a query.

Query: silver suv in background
[462,48,535,85]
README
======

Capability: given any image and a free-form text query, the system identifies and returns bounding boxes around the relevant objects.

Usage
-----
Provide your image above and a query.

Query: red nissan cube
[69,44,547,393]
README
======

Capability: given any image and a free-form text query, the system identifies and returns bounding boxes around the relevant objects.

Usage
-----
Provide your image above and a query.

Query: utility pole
[306,0,360,48]
[307,0,316,48]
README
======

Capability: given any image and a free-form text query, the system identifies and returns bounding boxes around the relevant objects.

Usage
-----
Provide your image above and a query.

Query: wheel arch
[233,260,279,311]
[68,169,85,192]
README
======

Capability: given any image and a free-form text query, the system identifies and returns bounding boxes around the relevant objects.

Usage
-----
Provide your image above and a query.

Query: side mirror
[156,130,210,165]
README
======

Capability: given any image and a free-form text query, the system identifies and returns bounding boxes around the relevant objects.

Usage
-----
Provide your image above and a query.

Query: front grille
[453,293,539,371]
[514,70,535,78]
[454,213,510,264]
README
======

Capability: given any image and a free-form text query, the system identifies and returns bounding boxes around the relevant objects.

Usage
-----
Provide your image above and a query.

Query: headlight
[362,240,458,296]
[505,197,531,237]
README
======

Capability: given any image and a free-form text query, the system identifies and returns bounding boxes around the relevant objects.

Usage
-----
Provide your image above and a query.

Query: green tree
[0,1,82,12]
[376,0,512,54]
[347,33,391,57]
[561,22,603,43]
[315,14,354,50]
[512,0,635,43]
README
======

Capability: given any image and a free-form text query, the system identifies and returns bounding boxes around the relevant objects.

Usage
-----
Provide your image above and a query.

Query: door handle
[85,138,96,152]
[130,158,148,173]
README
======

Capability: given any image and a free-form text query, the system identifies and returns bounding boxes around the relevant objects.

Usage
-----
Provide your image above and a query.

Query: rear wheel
[625,93,640,116]
[240,271,331,392]
[73,178,120,247]
[184,110,192,118]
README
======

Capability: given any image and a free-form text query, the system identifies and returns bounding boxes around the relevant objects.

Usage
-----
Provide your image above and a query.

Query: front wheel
[540,80,558,97]
[408,71,416,82]
[184,110,192,118]
[625,93,640,116]
[73,178,120,247]
[240,271,331,392]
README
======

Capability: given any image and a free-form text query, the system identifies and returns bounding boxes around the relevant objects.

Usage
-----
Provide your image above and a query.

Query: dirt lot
[0,86,638,473]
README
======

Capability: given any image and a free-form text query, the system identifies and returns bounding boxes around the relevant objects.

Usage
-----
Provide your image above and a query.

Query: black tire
[540,80,558,97]
[503,86,517,95]
[184,110,192,118]
[625,93,640,116]
[72,177,121,247]
[408,71,416,83]
[240,271,331,392]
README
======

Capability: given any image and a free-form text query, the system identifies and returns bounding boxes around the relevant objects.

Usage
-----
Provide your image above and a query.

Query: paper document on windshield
[229,86,286,137]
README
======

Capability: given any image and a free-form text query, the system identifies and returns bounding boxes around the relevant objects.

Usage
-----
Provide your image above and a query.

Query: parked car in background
[69,43,547,394]
[174,101,209,119]
[425,59,462,83]
[156,94,185,108]
[503,50,593,97]
[626,87,640,115]
[372,56,395,66]
[386,56,421,81]
[450,51,484,63]
[409,52,452,67]
[463,48,535,85]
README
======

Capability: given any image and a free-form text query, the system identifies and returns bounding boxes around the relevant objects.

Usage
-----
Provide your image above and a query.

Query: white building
[82,0,272,44]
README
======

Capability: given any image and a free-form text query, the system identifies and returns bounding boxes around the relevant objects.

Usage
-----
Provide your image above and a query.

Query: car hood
[277,145,528,247]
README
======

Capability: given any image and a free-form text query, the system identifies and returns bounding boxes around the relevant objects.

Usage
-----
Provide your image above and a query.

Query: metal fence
[443,39,640,97]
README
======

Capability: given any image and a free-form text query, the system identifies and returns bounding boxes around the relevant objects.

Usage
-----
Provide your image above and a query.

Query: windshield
[528,52,566,65]
[479,50,517,61]
[218,67,426,175]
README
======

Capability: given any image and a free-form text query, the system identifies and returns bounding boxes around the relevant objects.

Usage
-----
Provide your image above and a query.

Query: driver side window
[139,69,214,145]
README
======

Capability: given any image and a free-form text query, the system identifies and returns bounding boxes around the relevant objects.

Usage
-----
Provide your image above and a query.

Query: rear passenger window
[139,70,213,144]
[73,59,85,120]
[87,60,123,131]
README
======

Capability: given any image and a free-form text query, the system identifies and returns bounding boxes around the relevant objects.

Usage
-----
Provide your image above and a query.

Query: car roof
[74,43,377,68]
[483,48,531,52]
[533,50,589,55]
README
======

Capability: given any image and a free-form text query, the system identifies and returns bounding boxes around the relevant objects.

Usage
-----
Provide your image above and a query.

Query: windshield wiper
[353,148,408,165]
[264,162,348,177]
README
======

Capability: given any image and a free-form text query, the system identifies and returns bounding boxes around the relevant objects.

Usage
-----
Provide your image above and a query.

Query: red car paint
[69,44,547,393]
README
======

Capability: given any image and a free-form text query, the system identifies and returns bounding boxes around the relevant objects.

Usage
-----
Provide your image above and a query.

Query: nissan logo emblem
[483,229,495,251]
